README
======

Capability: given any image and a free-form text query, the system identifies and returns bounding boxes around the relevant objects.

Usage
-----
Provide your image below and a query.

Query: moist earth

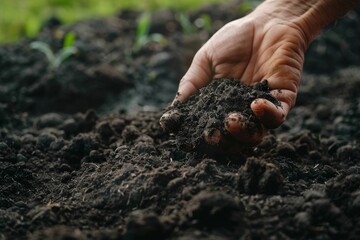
[161,79,280,155]
[1,2,360,240]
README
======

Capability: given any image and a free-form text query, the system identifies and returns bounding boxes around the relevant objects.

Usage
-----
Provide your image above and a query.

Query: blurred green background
[0,0,237,44]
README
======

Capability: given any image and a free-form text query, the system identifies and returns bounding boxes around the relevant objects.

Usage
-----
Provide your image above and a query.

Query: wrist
[250,0,360,45]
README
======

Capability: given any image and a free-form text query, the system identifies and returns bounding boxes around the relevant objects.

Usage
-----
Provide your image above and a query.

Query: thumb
[175,48,213,102]
[251,88,296,129]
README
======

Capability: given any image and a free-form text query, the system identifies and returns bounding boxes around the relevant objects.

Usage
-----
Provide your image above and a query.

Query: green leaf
[179,13,196,35]
[54,46,77,69]
[63,31,76,48]
[30,41,56,64]
[133,12,152,52]
[136,12,151,41]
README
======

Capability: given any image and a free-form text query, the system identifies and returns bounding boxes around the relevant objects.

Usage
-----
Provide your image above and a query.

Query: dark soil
[1,2,360,240]
[161,79,280,155]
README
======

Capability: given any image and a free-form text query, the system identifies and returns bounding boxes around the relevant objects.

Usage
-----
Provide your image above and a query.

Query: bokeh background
[0,0,256,43]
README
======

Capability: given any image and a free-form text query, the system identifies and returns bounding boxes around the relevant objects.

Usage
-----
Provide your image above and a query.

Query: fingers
[203,90,294,151]
[202,112,266,152]
[250,87,297,129]
[250,98,285,129]
[224,112,266,145]
[176,48,213,102]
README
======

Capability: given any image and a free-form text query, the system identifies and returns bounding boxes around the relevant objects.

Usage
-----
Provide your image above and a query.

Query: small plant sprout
[133,12,166,52]
[178,13,196,35]
[30,31,78,71]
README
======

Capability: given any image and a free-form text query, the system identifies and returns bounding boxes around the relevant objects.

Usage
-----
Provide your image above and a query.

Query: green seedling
[178,13,196,35]
[133,12,166,52]
[30,32,78,71]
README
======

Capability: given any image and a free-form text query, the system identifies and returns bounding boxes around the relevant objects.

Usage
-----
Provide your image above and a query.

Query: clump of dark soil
[161,79,280,154]
[238,157,283,195]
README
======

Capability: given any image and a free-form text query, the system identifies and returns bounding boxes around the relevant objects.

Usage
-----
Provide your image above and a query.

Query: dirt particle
[78,109,99,132]
[87,150,105,163]
[159,109,183,133]
[61,172,72,183]
[303,190,326,201]
[336,144,359,161]
[95,120,114,139]
[294,211,312,228]
[184,191,245,230]
[276,142,296,158]
[238,157,283,194]
[110,118,126,134]
[62,133,98,167]
[60,118,78,135]
[20,134,37,144]
[16,153,27,162]
[0,137,10,148]
[166,177,185,191]
[326,173,360,205]
[35,113,64,129]
[124,210,167,240]
[122,125,141,143]
[30,226,85,240]
[59,163,72,172]
[350,191,360,215]
[37,132,57,148]
[49,139,65,151]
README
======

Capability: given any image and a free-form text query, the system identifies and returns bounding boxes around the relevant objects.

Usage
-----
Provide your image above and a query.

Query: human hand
[161,0,359,148]
[163,6,309,147]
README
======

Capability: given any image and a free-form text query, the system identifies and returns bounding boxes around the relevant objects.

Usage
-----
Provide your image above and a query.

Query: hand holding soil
[160,79,281,153]
[161,0,360,152]
[2,0,360,239]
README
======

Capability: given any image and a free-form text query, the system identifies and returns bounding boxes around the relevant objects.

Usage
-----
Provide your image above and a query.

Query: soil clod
[162,79,280,154]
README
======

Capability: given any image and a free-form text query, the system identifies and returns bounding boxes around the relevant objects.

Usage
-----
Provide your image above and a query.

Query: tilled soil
[1,2,360,240]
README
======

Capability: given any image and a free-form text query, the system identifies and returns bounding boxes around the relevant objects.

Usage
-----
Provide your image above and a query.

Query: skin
[163,0,360,147]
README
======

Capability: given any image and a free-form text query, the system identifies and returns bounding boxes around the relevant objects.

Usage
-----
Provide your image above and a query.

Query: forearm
[252,0,360,42]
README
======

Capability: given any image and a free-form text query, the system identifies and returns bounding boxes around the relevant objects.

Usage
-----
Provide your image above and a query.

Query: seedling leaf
[179,13,196,35]
[136,12,151,41]
[30,41,56,64]
[63,31,76,48]
[133,12,152,52]
[53,46,78,69]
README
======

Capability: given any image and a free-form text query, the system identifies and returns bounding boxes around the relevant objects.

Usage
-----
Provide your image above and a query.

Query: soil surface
[1,2,360,240]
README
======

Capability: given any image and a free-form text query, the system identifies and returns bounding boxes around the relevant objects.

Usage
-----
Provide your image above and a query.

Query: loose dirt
[1,3,360,240]
[161,79,280,155]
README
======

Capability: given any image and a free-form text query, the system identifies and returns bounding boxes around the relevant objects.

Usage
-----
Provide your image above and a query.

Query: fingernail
[224,112,247,134]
